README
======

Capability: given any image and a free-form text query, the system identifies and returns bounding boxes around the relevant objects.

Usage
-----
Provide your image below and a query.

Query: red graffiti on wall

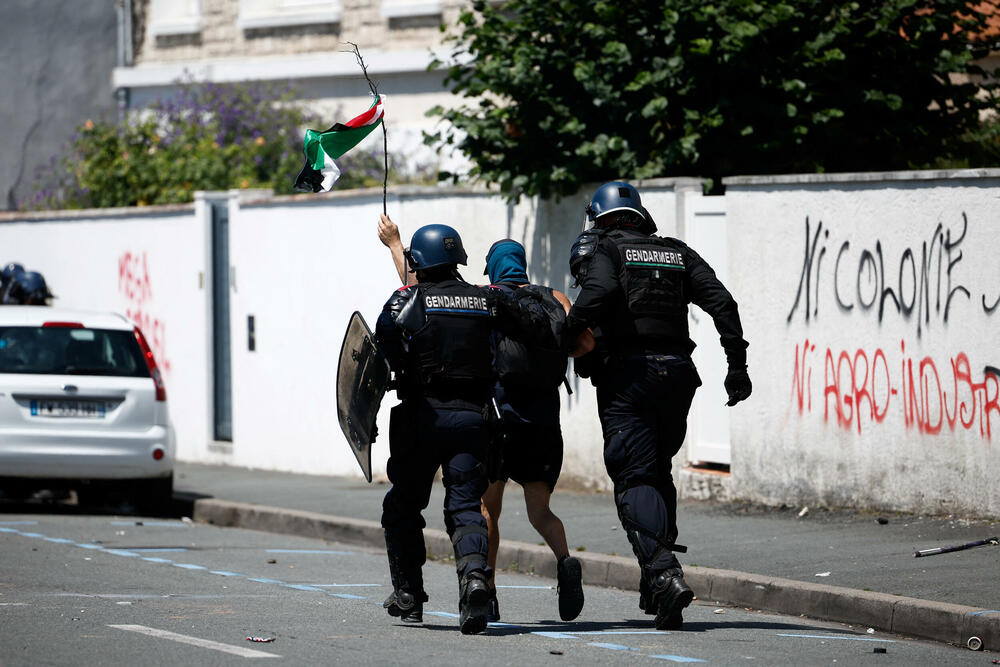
[118,251,172,374]
[790,338,999,439]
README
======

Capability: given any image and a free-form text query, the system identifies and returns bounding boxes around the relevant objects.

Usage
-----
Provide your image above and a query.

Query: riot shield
[336,311,391,483]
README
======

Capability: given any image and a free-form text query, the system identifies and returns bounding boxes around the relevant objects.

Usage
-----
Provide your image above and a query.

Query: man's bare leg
[481,481,506,588]
[523,481,583,621]
[522,481,569,559]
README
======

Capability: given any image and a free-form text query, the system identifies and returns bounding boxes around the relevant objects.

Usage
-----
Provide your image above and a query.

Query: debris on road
[876,517,888,525]
[549,650,563,655]
[815,572,831,577]
[267,559,277,564]
[798,507,809,518]
[246,636,275,643]
[867,628,875,634]
[913,537,998,558]
[873,647,887,654]
[966,636,983,651]
[713,608,726,614]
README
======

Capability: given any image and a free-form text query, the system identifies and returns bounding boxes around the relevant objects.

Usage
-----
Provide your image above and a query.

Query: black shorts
[497,419,564,492]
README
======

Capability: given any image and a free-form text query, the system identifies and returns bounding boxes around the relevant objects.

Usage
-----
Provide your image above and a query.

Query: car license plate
[30,399,106,418]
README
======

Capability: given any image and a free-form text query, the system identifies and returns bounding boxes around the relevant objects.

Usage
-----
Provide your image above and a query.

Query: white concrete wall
[725,169,1000,517]
[0,204,213,464]
[6,171,998,517]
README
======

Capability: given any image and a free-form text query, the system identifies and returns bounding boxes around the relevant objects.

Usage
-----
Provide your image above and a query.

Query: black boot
[650,568,694,630]
[458,571,490,635]
[487,586,500,623]
[556,555,585,621]
[638,576,656,615]
[383,589,426,623]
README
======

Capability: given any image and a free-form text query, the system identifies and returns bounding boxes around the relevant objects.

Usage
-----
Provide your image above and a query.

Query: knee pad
[615,485,670,565]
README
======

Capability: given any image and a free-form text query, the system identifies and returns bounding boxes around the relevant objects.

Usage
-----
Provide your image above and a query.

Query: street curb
[193,498,998,650]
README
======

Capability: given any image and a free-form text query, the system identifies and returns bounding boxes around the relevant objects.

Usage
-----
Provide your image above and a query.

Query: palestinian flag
[294,95,385,193]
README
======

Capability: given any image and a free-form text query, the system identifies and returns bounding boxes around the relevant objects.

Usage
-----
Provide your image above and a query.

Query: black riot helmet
[1,262,24,287]
[13,271,53,305]
[585,181,657,234]
[404,224,468,272]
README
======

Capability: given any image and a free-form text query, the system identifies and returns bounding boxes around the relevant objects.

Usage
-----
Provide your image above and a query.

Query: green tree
[428,0,997,199]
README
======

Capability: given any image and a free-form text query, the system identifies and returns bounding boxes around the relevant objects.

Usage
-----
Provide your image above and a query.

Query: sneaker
[556,555,585,621]
[650,569,694,630]
[383,590,424,623]
[459,571,490,635]
[487,588,500,623]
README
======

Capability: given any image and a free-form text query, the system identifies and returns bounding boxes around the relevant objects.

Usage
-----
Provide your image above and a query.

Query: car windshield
[0,326,150,377]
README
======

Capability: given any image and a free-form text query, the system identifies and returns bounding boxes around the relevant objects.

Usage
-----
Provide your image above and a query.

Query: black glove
[724,367,752,406]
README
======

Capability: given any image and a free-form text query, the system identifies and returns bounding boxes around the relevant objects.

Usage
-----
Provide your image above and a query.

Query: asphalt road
[175,463,1000,608]
[0,511,990,665]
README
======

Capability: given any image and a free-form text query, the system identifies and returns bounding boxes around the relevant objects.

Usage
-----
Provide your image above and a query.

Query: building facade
[116,0,474,175]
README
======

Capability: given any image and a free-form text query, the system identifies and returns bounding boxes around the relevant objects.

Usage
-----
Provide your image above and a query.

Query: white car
[0,307,175,511]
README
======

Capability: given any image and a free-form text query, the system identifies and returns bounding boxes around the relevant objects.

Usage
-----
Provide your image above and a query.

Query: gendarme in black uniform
[563,181,752,631]
[374,223,549,635]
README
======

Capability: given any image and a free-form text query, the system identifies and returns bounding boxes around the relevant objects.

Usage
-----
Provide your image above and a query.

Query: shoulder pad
[386,285,418,315]
[569,228,605,278]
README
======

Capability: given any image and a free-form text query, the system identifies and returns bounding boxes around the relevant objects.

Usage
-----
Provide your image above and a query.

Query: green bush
[22,81,434,209]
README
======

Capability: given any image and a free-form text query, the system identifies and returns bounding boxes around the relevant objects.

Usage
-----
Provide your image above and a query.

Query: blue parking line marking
[105,549,140,557]
[109,521,188,528]
[19,532,45,538]
[532,631,579,639]
[312,584,380,588]
[76,543,105,550]
[43,537,75,543]
[329,593,367,600]
[425,611,459,618]
[131,548,188,553]
[173,563,207,570]
[969,610,1000,615]
[282,584,324,592]
[574,631,670,636]
[0,521,38,525]
[776,633,896,643]
[0,527,21,533]
[247,577,283,584]
[265,549,353,555]
[589,642,637,651]
[209,570,244,577]
[141,557,174,564]
[650,655,707,663]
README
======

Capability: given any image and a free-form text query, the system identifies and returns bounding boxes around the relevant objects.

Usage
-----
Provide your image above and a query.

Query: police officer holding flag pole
[374,222,551,635]
[564,181,752,631]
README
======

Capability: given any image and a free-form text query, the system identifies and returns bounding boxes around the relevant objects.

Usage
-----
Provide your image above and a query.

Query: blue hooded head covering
[484,239,529,285]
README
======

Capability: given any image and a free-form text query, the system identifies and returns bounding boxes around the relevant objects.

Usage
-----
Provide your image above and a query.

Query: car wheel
[137,474,174,517]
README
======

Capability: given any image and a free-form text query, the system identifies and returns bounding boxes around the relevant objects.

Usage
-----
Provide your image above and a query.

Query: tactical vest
[603,230,691,350]
[406,279,494,386]
[493,284,567,388]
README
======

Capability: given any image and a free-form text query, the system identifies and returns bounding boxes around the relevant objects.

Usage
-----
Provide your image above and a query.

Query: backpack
[494,284,568,388]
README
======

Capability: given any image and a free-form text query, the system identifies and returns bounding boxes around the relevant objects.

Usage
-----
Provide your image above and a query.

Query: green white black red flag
[294,95,385,193]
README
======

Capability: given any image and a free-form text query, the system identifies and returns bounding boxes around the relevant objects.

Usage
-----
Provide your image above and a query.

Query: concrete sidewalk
[175,462,1000,651]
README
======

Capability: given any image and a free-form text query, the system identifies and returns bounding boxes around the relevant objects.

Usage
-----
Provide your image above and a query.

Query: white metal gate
[684,194,731,465]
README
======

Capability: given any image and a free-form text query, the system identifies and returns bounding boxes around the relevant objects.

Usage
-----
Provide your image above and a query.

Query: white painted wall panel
[726,172,1000,516]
